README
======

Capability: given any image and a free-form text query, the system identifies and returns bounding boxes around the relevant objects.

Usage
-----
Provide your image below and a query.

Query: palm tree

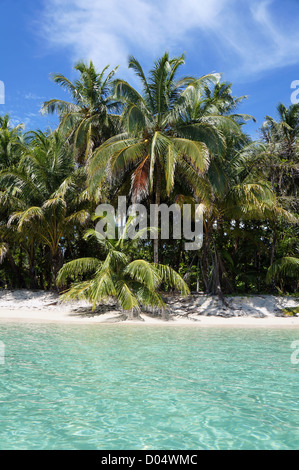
[42,61,121,164]
[0,130,90,287]
[262,103,299,151]
[266,256,299,291]
[201,81,248,116]
[173,89,296,297]
[88,52,224,263]
[261,103,299,211]
[0,114,25,169]
[194,137,296,299]
[0,224,25,288]
[258,103,299,281]
[0,115,27,287]
[57,221,189,319]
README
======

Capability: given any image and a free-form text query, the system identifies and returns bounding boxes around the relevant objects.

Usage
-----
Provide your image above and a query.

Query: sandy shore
[1,309,299,328]
[0,290,298,327]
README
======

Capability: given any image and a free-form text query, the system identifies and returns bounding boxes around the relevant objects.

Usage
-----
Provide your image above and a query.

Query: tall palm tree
[88,52,224,262]
[42,61,121,164]
[261,103,299,204]
[0,115,27,287]
[259,103,299,276]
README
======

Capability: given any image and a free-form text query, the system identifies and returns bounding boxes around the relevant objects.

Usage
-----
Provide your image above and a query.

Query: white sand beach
[0,290,298,327]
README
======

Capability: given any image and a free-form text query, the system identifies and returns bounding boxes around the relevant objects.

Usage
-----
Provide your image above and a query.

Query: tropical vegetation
[0,53,298,312]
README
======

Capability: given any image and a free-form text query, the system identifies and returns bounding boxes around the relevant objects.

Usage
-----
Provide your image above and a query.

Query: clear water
[0,323,298,450]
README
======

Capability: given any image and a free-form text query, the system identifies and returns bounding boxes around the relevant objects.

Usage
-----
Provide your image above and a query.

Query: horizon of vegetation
[0,52,298,315]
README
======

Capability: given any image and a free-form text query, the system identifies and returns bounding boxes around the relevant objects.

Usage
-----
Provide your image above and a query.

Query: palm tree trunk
[176,239,183,272]
[234,220,240,253]
[270,226,277,292]
[201,224,212,292]
[153,163,161,264]
[270,227,277,267]
[29,243,37,289]
[7,253,23,288]
[52,249,62,291]
[196,255,200,293]
[212,245,228,307]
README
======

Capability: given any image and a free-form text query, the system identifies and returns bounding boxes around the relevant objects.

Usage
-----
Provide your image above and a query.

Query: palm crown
[88,53,223,199]
[42,61,121,164]
[57,221,189,318]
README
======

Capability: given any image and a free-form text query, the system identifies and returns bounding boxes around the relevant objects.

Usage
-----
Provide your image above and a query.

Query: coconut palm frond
[115,279,140,311]
[137,285,166,309]
[125,260,161,290]
[10,207,43,231]
[266,257,299,283]
[56,258,101,287]
[65,210,90,226]
[130,155,150,203]
[173,137,210,174]
[154,264,190,296]
[60,280,94,302]
[0,242,9,263]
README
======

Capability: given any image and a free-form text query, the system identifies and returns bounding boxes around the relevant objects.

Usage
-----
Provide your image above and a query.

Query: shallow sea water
[0,323,298,450]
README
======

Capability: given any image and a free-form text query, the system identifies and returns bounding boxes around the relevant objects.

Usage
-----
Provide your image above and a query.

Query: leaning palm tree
[57,221,189,320]
[88,52,224,262]
[41,61,121,164]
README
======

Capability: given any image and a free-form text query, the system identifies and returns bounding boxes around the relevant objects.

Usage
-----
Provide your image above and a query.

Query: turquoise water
[0,324,298,450]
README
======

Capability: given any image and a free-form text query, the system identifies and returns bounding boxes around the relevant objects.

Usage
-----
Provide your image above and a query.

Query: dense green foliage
[0,54,298,305]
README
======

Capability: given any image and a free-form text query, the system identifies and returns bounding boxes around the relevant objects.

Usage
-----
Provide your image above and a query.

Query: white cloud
[25,93,45,100]
[40,0,299,81]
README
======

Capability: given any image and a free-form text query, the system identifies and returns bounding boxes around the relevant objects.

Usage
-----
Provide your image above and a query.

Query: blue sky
[1,0,299,138]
